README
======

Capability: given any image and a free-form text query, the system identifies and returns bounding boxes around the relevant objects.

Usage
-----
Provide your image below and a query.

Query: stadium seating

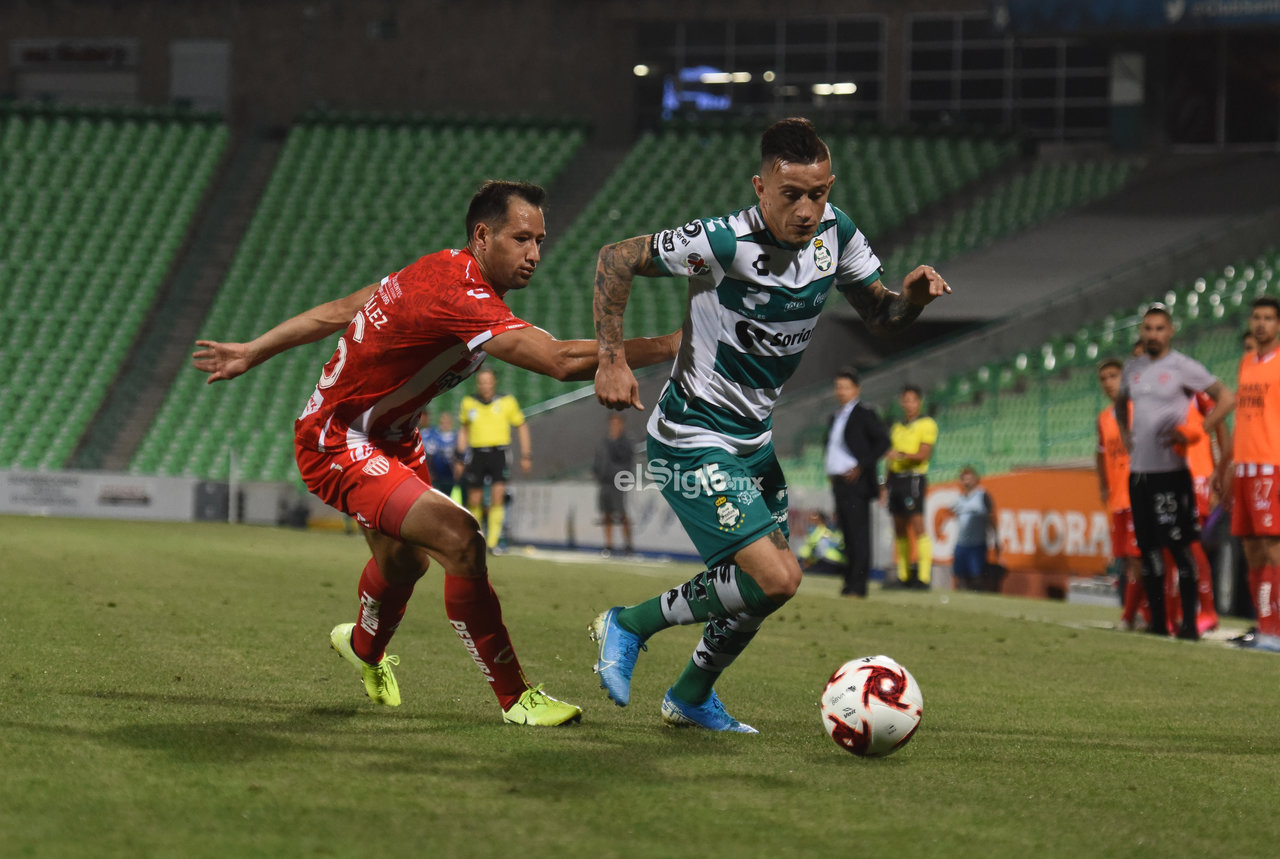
[880,158,1140,279]
[776,246,1278,488]
[0,104,227,470]
[130,116,586,481]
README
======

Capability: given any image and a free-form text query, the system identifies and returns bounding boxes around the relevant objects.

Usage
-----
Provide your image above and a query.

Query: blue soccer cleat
[588,606,646,706]
[661,688,758,734]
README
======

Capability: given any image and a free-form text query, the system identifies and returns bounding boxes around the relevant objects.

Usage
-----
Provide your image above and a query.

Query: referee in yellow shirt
[457,367,531,552]
[886,384,938,588]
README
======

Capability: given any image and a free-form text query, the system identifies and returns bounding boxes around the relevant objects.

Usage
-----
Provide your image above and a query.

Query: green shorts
[646,436,789,567]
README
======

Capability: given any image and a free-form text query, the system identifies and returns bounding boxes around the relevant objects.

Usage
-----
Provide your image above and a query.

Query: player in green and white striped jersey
[587,117,951,731]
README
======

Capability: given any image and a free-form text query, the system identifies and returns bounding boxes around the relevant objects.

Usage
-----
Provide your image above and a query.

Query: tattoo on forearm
[594,236,658,361]
[847,285,923,335]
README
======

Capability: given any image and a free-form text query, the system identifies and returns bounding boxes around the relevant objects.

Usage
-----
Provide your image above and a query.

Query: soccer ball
[819,655,923,757]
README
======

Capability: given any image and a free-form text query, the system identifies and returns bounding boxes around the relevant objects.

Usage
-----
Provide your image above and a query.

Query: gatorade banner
[928,467,1109,597]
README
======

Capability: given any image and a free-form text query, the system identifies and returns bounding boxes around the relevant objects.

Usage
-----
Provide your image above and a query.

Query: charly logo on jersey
[813,238,833,272]
[714,495,743,531]
[685,252,710,276]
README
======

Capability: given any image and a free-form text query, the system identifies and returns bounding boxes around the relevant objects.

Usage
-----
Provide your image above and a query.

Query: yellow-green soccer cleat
[502,685,583,726]
[329,622,401,707]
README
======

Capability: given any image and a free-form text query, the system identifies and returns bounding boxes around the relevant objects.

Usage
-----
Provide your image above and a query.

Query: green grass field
[2,515,1276,858]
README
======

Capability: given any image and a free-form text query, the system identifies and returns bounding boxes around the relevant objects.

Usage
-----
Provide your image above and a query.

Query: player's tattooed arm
[593,235,666,362]
[847,266,950,336]
[593,235,669,410]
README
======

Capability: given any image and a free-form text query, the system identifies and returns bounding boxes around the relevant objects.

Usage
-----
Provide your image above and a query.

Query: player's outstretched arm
[593,235,671,410]
[482,325,680,395]
[845,265,951,336]
[192,283,377,384]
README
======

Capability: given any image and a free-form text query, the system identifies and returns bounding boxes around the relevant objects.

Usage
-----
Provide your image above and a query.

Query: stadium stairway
[541,138,631,252]
[72,131,285,470]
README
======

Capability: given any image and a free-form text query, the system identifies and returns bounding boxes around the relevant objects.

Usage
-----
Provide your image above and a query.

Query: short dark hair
[901,384,923,398]
[465,180,546,241]
[1252,296,1280,316]
[1143,302,1172,322]
[760,117,830,172]
[835,366,860,386]
[1097,357,1124,373]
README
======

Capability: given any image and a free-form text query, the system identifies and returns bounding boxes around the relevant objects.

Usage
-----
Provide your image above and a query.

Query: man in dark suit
[824,367,891,596]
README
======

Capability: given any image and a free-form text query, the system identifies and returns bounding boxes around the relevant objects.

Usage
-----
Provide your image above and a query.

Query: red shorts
[1231,464,1280,538]
[1109,508,1140,559]
[294,436,431,539]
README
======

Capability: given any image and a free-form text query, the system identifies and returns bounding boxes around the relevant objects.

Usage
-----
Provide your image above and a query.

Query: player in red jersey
[1095,358,1145,627]
[193,181,680,722]
[1223,296,1280,650]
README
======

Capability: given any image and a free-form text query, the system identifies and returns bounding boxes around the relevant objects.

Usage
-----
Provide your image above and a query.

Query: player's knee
[759,556,803,602]
[441,512,487,576]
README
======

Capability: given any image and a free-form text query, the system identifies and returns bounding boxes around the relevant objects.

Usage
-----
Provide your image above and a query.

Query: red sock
[1248,566,1266,628]
[444,573,528,710]
[1191,542,1218,632]
[1162,551,1180,634]
[1261,564,1280,636]
[1122,576,1146,627]
[352,558,415,663]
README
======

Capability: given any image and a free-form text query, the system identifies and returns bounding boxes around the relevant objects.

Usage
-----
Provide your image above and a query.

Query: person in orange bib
[1095,358,1145,628]
[1224,296,1280,650]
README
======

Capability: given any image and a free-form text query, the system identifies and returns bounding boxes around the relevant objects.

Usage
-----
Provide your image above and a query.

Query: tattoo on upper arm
[846,280,922,335]
[593,236,662,358]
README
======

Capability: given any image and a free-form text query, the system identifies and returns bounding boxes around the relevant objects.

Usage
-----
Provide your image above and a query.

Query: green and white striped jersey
[646,203,883,455]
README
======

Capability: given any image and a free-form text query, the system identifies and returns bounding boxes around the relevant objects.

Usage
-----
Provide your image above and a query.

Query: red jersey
[295,249,529,453]
[1097,405,1131,512]
[1235,346,1280,465]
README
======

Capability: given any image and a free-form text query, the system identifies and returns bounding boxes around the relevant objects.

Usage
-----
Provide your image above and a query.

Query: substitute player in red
[193,181,679,723]
[1225,296,1280,650]
[1095,358,1145,627]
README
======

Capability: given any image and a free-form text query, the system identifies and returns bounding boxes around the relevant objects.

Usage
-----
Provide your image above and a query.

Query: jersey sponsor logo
[450,620,496,682]
[742,287,771,310]
[813,238,833,272]
[752,253,771,277]
[660,230,676,253]
[735,320,815,352]
[362,455,392,477]
[680,220,703,239]
[685,252,710,276]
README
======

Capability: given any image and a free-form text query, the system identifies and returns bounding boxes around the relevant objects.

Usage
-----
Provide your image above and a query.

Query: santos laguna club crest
[714,495,742,532]
[813,238,832,272]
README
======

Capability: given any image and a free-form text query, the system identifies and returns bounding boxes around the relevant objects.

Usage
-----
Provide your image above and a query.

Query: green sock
[616,563,777,639]
[671,614,765,705]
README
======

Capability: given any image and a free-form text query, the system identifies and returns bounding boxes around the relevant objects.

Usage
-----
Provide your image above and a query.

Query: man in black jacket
[824,367,891,596]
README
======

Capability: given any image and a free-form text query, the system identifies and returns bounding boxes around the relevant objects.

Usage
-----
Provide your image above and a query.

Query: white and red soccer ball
[820,655,923,757]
